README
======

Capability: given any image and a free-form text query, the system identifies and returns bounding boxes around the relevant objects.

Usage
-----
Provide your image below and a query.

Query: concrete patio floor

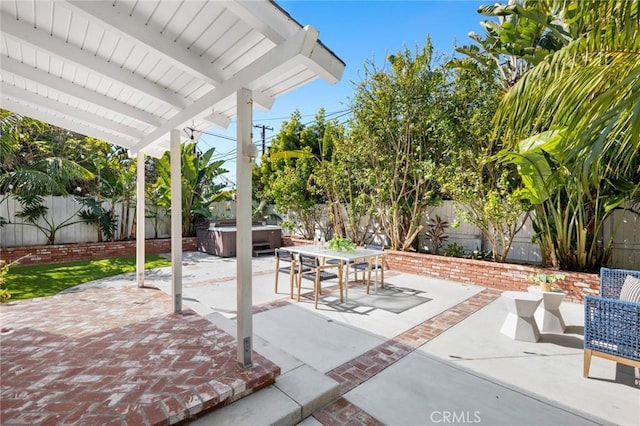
[1,252,638,425]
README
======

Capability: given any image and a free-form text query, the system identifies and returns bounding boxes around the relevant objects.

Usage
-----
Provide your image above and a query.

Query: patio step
[194,314,341,425]
[253,241,273,256]
[274,364,340,419]
[190,365,339,425]
[189,385,301,425]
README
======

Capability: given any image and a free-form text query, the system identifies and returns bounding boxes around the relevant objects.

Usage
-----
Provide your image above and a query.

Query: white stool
[500,291,543,342]
[527,286,567,333]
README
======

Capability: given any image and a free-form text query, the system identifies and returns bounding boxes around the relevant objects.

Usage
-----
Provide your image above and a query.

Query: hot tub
[196,222,281,257]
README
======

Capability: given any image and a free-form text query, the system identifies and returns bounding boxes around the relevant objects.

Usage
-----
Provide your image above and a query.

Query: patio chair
[352,244,385,293]
[297,254,343,309]
[274,249,310,299]
[583,267,640,378]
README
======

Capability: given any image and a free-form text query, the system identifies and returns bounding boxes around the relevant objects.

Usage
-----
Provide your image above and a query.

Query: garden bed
[1,237,198,266]
[282,236,599,303]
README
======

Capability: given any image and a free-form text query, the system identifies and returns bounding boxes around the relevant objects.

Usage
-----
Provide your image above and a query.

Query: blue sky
[201,0,487,187]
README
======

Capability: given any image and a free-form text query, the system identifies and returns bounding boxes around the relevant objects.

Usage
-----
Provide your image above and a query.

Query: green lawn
[5,255,172,300]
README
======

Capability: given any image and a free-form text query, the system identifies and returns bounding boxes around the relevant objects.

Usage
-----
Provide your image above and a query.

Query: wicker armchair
[583,267,640,378]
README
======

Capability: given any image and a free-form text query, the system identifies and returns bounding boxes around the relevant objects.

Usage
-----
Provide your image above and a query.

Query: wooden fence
[1,196,638,269]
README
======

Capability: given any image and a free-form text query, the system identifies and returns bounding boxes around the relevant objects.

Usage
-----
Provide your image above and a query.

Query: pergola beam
[1,57,162,128]
[0,15,187,110]
[0,97,135,148]
[130,25,319,153]
[205,110,232,129]
[1,84,146,140]
[65,1,227,86]
[225,0,290,44]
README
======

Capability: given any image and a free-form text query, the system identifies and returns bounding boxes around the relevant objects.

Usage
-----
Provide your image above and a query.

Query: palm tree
[155,141,231,236]
[1,112,94,235]
[0,111,94,197]
[495,0,640,181]
[452,0,571,90]
[495,0,640,270]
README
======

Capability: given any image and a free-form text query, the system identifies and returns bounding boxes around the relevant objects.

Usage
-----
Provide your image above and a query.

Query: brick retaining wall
[1,238,198,266]
[282,236,599,303]
[384,250,599,303]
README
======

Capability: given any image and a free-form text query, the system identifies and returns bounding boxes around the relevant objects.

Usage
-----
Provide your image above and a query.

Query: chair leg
[583,349,593,378]
[366,265,372,294]
[339,266,344,303]
[380,262,384,288]
[289,260,296,299]
[274,258,280,293]
[314,273,321,309]
[297,268,303,302]
[289,271,293,299]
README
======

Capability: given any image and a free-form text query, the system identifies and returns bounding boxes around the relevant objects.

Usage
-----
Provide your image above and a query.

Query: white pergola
[0,0,344,367]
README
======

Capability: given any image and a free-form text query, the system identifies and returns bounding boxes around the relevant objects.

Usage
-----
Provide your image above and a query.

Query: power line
[183,107,354,166]
[246,108,349,122]
[259,109,353,146]
[188,107,353,145]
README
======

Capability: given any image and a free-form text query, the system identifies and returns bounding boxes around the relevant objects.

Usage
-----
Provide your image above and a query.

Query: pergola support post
[236,88,254,368]
[170,129,182,314]
[136,151,145,287]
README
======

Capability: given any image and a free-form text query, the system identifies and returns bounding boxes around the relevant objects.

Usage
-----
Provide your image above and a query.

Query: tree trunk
[131,206,137,239]
[119,201,127,240]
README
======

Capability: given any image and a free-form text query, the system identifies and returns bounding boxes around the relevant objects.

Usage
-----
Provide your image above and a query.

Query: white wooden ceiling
[0,0,345,157]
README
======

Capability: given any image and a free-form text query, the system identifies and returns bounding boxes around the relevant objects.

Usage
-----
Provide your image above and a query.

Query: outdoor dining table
[280,244,385,302]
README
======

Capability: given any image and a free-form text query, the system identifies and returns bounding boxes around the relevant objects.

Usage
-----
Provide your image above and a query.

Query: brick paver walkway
[0,267,502,426]
[0,285,279,425]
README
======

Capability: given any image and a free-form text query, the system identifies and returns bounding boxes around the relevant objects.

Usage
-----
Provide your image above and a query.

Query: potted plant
[528,272,565,292]
[327,237,356,253]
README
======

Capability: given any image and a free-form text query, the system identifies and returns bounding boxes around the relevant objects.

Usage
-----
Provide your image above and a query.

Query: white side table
[500,291,543,342]
[528,286,567,333]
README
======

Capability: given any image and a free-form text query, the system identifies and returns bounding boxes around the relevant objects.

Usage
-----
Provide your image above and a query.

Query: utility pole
[253,124,273,155]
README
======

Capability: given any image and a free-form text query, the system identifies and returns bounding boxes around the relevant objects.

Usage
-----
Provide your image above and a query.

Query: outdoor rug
[307,283,431,314]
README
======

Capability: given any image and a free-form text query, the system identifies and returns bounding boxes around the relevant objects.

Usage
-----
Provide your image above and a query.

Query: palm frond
[495,0,640,178]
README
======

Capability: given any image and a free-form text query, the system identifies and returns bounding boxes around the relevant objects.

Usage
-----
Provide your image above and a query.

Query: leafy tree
[257,110,336,239]
[0,112,94,200]
[324,126,377,245]
[0,111,22,171]
[452,0,570,90]
[348,39,446,251]
[502,130,630,270]
[495,0,640,181]
[495,0,640,270]
[438,63,530,262]
[154,142,230,236]
[1,111,94,242]
[99,147,137,241]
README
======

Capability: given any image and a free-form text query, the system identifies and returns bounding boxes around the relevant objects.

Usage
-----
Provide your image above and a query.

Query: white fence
[0,196,171,246]
[2,196,638,269]
[423,202,639,269]
[309,201,639,269]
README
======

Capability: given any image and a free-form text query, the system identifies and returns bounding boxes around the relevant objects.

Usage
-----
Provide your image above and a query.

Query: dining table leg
[344,263,350,302]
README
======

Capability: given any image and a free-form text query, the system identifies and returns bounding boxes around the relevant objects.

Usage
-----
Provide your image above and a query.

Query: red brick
[2,238,198,265]
[383,250,598,302]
